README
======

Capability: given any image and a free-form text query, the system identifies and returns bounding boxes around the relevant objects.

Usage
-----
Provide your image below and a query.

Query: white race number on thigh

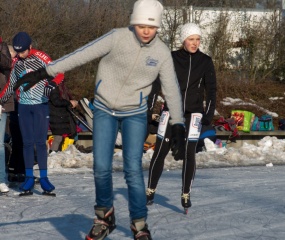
[188,113,202,141]
[157,111,169,139]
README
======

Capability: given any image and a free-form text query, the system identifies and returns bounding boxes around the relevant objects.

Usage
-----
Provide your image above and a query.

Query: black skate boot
[181,193,191,214]
[8,173,18,182]
[17,174,26,182]
[19,177,35,196]
[8,173,25,184]
[130,218,152,240]
[39,177,56,197]
[85,206,116,240]
[146,188,156,205]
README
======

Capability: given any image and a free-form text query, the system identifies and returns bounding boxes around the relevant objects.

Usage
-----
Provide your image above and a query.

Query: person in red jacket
[0,32,64,196]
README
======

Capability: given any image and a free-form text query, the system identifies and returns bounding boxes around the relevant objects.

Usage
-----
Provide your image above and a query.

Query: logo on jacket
[146,57,158,67]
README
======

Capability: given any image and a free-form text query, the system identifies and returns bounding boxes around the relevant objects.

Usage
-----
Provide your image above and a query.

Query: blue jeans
[93,107,148,221]
[0,112,7,183]
[18,104,49,170]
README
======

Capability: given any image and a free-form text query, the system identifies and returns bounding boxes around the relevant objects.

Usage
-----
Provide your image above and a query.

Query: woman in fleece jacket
[13,1,185,239]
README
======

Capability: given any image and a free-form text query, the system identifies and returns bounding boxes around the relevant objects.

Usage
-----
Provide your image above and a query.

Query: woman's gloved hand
[13,68,50,91]
[170,124,186,161]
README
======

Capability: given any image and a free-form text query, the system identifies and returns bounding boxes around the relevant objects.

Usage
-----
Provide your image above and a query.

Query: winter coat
[1,48,64,105]
[45,26,184,125]
[153,49,216,125]
[48,84,77,136]
[0,42,14,112]
[171,48,217,124]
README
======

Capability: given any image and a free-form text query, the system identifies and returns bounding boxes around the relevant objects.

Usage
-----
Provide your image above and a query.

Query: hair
[8,45,17,58]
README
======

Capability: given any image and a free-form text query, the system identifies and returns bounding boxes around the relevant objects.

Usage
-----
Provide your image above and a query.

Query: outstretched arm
[13,29,115,91]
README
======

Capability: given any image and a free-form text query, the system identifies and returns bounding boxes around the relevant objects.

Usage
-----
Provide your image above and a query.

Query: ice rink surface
[0,166,284,240]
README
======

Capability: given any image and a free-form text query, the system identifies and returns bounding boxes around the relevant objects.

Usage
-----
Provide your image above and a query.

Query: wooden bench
[49,130,285,149]
[216,130,285,148]
[47,131,93,148]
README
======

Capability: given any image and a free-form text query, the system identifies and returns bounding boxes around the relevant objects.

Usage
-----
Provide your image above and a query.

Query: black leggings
[7,110,25,174]
[147,116,197,194]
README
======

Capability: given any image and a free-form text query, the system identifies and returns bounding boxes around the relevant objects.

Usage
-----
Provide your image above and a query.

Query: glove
[170,124,186,161]
[43,82,57,98]
[13,68,50,91]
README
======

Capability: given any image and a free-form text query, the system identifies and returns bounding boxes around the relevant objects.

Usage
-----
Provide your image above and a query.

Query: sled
[68,108,93,133]
[79,98,93,129]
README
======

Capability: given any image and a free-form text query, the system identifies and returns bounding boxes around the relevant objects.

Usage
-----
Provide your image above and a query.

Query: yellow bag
[231,110,255,133]
[47,135,54,152]
[61,137,75,151]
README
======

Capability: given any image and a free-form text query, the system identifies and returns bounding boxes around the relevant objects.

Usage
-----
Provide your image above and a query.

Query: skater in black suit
[146,23,217,214]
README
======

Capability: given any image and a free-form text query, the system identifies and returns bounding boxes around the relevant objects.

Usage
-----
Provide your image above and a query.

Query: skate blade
[42,191,56,197]
[19,191,33,197]
[184,208,189,215]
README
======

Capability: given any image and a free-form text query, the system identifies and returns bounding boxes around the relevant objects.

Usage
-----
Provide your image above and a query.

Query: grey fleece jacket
[46,26,184,125]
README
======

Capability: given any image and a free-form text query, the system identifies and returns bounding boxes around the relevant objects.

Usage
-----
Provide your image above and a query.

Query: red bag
[214,117,239,142]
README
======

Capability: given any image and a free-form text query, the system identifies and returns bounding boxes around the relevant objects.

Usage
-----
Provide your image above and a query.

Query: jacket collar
[181,47,200,56]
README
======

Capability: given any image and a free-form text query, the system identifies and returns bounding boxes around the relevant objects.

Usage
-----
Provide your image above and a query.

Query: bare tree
[0,0,284,99]
[0,0,133,99]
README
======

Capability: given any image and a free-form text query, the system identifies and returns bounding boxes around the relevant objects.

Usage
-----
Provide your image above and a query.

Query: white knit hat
[130,0,163,28]
[180,23,202,43]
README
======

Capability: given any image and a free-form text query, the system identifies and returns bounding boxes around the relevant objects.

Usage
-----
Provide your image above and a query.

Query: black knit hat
[13,32,32,52]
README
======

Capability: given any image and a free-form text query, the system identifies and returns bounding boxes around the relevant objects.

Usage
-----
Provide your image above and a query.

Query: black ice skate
[19,177,35,196]
[146,188,156,205]
[39,177,56,197]
[8,173,18,182]
[85,206,116,240]
[130,218,152,240]
[181,193,191,214]
[8,173,25,183]
[8,173,19,188]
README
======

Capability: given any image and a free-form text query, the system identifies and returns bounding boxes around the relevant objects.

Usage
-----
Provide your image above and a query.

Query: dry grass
[1,0,284,130]
[215,79,285,128]
[152,79,285,129]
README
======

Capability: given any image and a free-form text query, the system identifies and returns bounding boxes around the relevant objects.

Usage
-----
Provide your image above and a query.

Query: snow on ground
[45,96,285,173]
[45,136,285,175]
